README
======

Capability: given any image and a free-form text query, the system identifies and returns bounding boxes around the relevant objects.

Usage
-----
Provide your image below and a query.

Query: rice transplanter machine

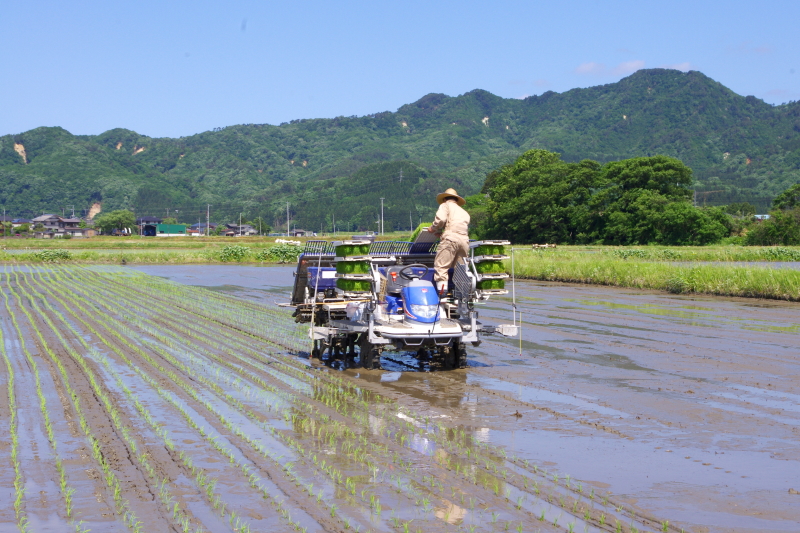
[288,237,518,370]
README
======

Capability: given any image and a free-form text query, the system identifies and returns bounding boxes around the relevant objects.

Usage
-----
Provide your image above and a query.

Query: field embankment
[510,246,800,301]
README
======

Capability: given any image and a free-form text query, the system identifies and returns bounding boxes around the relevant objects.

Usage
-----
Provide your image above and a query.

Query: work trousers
[434,235,470,283]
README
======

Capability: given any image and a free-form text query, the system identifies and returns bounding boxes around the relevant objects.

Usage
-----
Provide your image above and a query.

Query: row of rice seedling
[30,266,343,532]
[167,266,676,528]
[0,290,27,532]
[48,268,381,532]
[3,267,147,532]
[61,266,482,528]
[0,281,87,530]
[64,266,624,528]
[8,265,682,533]
[17,271,228,532]
[24,267,321,533]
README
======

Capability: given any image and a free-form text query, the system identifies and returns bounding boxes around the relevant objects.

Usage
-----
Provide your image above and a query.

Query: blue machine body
[401,280,440,324]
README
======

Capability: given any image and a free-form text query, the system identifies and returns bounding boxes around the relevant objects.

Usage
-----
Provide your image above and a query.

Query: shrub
[254,243,302,263]
[219,245,250,262]
[34,249,71,262]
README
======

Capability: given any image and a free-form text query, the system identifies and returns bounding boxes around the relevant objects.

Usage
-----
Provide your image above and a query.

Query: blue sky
[2,0,797,138]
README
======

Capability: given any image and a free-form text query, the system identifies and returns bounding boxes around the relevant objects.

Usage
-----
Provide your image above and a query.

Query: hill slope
[1,68,798,229]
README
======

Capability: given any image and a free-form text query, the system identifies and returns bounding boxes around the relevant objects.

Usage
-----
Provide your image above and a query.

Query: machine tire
[434,345,456,371]
[311,340,322,360]
[344,334,358,368]
[359,335,381,370]
[455,342,468,369]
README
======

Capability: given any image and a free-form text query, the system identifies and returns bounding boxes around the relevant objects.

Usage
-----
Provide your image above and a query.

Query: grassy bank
[0,242,304,264]
[510,248,800,301]
[519,245,800,262]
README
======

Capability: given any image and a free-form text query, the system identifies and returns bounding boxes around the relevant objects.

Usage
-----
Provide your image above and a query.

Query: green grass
[523,245,800,262]
[510,248,800,301]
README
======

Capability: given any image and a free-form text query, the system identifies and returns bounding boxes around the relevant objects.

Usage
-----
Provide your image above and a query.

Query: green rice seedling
[599,514,606,526]
[661,521,669,532]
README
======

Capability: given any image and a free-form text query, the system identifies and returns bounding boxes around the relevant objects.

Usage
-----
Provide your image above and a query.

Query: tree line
[470,149,800,246]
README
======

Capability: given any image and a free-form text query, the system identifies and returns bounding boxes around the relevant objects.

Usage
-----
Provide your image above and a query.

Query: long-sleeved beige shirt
[431,200,470,238]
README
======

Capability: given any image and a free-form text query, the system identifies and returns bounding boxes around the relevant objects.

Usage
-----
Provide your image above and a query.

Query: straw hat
[436,188,466,206]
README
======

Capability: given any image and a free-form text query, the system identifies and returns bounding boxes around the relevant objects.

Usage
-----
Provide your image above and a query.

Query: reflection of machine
[286,238,518,370]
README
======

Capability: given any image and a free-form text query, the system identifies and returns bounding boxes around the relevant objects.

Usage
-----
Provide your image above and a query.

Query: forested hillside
[1,68,799,230]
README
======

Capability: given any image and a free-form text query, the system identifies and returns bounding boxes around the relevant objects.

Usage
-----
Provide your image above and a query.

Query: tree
[249,216,270,235]
[772,184,800,210]
[723,202,756,218]
[588,156,696,243]
[480,150,601,243]
[162,217,178,224]
[745,207,800,245]
[93,210,136,234]
[478,151,728,245]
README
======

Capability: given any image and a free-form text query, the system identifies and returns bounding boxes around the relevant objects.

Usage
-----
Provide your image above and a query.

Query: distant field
[0,233,414,250]
[509,246,800,301]
[2,239,799,301]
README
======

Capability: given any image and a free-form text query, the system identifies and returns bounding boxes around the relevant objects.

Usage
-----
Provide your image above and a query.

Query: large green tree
[92,210,136,234]
[480,150,601,243]
[478,150,729,245]
[772,184,800,210]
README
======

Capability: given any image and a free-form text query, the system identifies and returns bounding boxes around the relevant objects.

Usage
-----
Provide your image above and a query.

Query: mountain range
[1,68,798,230]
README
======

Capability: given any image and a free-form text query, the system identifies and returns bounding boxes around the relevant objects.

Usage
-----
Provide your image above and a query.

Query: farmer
[428,188,470,296]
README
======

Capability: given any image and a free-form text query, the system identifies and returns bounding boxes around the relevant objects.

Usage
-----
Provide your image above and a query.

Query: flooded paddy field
[1,265,797,533]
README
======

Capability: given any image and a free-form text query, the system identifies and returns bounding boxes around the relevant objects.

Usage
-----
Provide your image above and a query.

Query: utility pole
[239,213,242,236]
[410,211,413,232]
[380,198,384,235]
[286,202,290,237]
[206,204,211,236]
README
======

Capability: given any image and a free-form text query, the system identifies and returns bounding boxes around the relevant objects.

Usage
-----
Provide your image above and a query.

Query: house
[31,214,88,238]
[291,229,311,237]
[137,216,164,237]
[189,222,218,235]
[31,214,61,231]
[11,218,32,228]
[225,223,258,236]
[154,223,187,237]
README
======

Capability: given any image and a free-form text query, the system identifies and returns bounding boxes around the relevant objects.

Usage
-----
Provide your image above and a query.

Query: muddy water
[132,265,800,532]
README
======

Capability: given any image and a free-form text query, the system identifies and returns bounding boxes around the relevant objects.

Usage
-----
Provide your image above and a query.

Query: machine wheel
[454,342,468,369]
[344,334,358,368]
[311,340,322,360]
[433,345,456,371]
[359,334,382,370]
